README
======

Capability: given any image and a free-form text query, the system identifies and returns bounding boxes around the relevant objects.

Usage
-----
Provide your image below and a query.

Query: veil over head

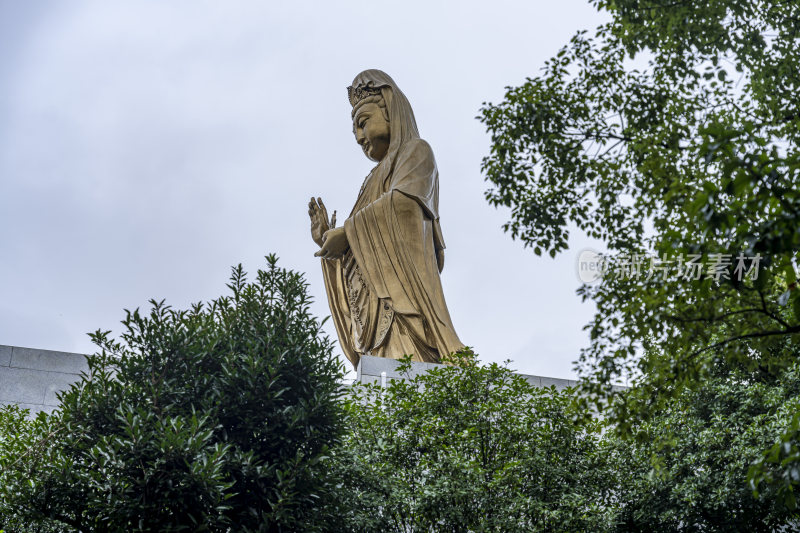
[349,69,420,177]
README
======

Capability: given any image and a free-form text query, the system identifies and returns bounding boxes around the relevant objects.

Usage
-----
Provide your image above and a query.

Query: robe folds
[321,138,464,368]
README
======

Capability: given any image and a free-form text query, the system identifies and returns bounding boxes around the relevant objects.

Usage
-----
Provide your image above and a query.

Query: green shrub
[0,256,347,532]
[0,405,67,532]
[606,360,800,532]
[338,351,614,532]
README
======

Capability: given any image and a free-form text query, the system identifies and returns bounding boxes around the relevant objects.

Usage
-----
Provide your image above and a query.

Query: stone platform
[356,355,578,389]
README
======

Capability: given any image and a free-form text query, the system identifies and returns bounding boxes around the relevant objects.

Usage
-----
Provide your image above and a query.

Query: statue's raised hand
[308,197,336,247]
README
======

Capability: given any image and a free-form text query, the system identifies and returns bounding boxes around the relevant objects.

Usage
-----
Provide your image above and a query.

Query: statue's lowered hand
[315,226,348,259]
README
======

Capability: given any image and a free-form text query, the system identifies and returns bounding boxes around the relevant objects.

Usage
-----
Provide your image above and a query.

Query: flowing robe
[321,138,463,367]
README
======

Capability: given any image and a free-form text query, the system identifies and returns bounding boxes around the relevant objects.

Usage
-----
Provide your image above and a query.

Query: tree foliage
[339,351,614,532]
[334,351,800,531]
[0,406,65,532]
[0,255,346,532]
[607,359,800,531]
[479,0,800,416]
[4,322,800,530]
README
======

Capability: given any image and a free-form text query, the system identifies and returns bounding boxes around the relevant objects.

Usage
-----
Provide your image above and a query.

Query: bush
[0,405,67,532]
[338,351,614,532]
[606,360,800,532]
[0,255,347,532]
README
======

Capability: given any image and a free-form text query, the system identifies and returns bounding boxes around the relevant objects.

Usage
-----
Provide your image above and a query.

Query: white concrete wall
[0,345,88,416]
[356,355,579,389]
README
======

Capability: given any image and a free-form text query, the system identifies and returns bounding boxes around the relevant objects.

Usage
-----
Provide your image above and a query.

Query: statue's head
[348,70,420,163]
[351,87,390,161]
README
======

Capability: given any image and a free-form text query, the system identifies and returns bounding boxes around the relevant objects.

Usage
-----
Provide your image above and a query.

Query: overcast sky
[0,1,609,379]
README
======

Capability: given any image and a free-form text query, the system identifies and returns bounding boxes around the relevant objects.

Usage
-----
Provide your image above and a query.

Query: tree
[605,359,800,531]
[339,352,615,532]
[0,256,348,532]
[479,0,800,419]
[332,351,800,531]
[749,352,800,511]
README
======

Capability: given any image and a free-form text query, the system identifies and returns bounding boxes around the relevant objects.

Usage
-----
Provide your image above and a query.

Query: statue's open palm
[308,197,336,247]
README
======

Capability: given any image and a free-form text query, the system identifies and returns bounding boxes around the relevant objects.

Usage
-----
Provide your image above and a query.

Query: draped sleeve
[320,257,359,366]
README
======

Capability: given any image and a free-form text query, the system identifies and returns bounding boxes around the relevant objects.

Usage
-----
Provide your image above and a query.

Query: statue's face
[353,102,390,162]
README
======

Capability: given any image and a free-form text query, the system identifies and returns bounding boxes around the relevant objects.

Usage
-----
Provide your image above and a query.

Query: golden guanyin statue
[309,69,463,368]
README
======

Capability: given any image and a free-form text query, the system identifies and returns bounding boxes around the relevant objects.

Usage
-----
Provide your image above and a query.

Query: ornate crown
[347,84,382,107]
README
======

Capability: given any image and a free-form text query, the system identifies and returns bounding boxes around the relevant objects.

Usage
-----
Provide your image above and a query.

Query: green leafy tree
[749,351,800,511]
[605,359,800,531]
[479,0,800,416]
[0,256,348,532]
[339,351,615,532]
[751,407,800,511]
